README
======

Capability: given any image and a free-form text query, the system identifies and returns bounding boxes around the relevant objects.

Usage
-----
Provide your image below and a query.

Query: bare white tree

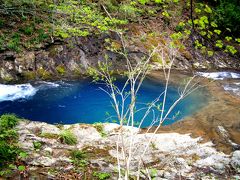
[87,5,203,179]
[88,34,202,179]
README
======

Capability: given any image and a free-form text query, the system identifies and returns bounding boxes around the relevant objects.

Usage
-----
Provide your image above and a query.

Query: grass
[70,149,88,168]
[93,123,107,138]
[59,130,77,145]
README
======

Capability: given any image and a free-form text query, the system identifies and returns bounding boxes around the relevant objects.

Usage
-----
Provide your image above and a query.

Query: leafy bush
[0,114,27,177]
[0,141,19,164]
[214,0,240,35]
[59,130,77,145]
[0,114,19,131]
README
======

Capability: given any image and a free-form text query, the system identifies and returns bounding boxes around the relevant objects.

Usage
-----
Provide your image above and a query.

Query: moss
[73,68,82,76]
[23,71,36,80]
[37,68,52,80]
[56,65,66,76]
[39,133,59,139]
[93,123,107,137]
[2,76,14,83]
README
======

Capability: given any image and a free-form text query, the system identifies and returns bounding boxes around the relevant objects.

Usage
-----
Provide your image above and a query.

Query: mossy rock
[37,68,52,80]
[56,65,66,76]
[23,71,36,80]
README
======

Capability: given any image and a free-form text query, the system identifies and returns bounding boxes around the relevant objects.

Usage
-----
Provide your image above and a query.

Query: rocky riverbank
[1,26,240,84]
[147,71,240,154]
[14,120,240,179]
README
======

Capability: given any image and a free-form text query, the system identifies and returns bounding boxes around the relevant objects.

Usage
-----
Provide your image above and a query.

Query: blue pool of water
[0,78,209,127]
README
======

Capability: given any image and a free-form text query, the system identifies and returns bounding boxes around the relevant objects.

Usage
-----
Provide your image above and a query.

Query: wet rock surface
[15,120,240,179]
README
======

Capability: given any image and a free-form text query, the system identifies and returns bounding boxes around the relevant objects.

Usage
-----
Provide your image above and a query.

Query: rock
[0,67,14,81]
[14,120,239,179]
[194,154,230,172]
[44,147,53,155]
[216,126,239,149]
[30,156,57,167]
[41,124,60,135]
[231,151,240,171]
[15,52,35,73]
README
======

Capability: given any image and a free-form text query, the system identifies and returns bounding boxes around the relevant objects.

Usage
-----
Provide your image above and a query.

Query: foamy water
[197,71,240,97]
[0,84,37,102]
[0,81,60,102]
[223,83,240,96]
[197,72,240,80]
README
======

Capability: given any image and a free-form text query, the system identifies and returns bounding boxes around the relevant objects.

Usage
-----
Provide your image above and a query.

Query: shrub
[0,141,19,164]
[0,114,19,131]
[0,114,26,177]
[59,130,77,145]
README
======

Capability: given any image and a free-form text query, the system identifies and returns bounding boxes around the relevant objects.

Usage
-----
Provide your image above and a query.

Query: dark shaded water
[0,78,208,127]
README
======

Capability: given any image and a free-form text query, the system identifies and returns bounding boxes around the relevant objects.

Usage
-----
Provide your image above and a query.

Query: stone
[194,154,230,171]
[44,147,53,155]
[231,151,240,171]
[30,156,57,167]
[41,124,61,135]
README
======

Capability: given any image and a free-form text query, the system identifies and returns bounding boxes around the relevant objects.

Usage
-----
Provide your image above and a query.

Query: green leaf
[214,29,221,35]
[18,165,25,171]
[19,152,28,159]
[225,36,232,41]
[204,5,212,13]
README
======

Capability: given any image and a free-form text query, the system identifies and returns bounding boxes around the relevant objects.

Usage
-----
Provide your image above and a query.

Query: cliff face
[0,21,240,83]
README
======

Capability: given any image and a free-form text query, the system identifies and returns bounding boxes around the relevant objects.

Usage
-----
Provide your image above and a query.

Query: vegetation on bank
[0,114,27,177]
[0,0,239,58]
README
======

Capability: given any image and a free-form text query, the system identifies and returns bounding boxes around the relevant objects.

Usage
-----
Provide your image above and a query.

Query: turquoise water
[0,78,208,127]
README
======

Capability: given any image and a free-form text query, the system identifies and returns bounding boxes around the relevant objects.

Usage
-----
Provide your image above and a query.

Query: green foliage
[225,45,237,55]
[185,1,240,56]
[214,0,240,35]
[33,141,42,150]
[19,25,34,36]
[56,65,66,75]
[175,22,185,32]
[39,132,59,139]
[59,130,77,145]
[70,149,88,167]
[215,40,223,48]
[7,33,21,52]
[70,149,87,160]
[0,114,26,177]
[0,114,19,131]
[93,171,111,180]
[93,123,107,137]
